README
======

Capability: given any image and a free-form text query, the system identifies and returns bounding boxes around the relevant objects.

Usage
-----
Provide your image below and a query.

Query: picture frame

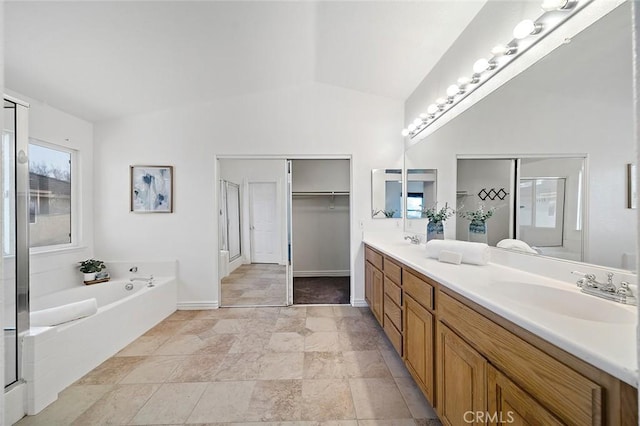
[627,163,636,209]
[130,165,174,213]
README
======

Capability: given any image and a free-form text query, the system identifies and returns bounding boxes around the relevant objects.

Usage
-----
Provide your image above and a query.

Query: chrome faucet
[571,271,636,305]
[130,274,154,287]
[404,235,421,245]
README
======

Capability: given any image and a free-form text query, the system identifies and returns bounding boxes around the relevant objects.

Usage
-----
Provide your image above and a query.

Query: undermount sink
[489,281,637,324]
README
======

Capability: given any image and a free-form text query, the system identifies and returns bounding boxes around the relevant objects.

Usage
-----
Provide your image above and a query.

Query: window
[28,141,73,248]
[406,192,424,219]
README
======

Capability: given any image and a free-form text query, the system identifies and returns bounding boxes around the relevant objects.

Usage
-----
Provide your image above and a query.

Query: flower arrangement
[422,203,455,222]
[459,204,496,223]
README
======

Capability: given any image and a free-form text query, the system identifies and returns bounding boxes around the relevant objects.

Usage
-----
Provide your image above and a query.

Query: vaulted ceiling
[5,1,485,122]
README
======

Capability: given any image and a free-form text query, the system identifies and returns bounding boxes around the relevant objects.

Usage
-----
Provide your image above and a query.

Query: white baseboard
[177,301,219,310]
[351,298,369,308]
[293,270,350,278]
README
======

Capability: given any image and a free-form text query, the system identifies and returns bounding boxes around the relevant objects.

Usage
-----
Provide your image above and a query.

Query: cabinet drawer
[439,290,602,425]
[383,314,403,356]
[403,270,434,310]
[383,257,402,285]
[365,246,383,270]
[384,276,402,306]
[383,294,402,331]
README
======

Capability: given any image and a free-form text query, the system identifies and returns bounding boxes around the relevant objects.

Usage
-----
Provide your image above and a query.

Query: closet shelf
[292,191,350,196]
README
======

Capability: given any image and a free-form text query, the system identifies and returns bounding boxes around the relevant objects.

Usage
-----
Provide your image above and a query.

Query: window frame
[27,138,79,254]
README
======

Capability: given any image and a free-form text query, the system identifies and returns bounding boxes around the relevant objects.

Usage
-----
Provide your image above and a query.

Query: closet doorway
[289,159,351,305]
[218,159,288,307]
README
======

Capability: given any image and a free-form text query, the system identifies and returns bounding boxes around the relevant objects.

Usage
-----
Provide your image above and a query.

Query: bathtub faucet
[130,275,154,287]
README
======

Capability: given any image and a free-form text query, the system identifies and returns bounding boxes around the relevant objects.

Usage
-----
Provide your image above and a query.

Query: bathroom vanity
[363,238,637,425]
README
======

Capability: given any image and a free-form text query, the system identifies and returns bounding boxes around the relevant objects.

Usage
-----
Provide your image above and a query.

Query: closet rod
[292,191,350,196]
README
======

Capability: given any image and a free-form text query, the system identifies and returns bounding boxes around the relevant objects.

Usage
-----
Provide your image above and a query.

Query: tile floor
[221,264,287,307]
[16,306,442,425]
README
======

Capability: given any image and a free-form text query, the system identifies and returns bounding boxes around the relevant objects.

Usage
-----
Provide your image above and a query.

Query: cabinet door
[404,294,435,404]
[372,266,383,323]
[487,365,563,426]
[365,261,373,307]
[437,324,486,426]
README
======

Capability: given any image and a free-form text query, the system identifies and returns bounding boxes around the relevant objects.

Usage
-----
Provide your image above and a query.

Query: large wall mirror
[404,2,635,271]
[456,156,585,263]
[371,169,402,218]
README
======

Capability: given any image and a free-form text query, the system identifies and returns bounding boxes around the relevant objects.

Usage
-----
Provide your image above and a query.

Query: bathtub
[23,276,177,415]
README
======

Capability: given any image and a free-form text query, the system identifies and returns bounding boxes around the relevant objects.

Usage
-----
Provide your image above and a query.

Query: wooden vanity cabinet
[362,243,638,425]
[364,246,383,323]
[437,323,486,426]
[382,257,403,356]
[403,269,437,405]
[487,365,564,425]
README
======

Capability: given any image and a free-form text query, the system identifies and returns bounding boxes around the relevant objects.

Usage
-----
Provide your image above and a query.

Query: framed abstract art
[130,165,174,213]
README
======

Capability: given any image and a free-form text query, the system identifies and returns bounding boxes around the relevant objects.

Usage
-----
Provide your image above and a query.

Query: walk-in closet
[290,159,351,304]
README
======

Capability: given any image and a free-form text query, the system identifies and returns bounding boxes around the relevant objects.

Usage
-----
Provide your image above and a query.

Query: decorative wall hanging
[477,188,508,201]
[130,165,174,213]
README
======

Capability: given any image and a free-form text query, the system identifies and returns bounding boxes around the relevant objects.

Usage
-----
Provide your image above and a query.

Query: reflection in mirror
[456,157,585,263]
[371,169,402,218]
[406,169,437,219]
[404,3,634,271]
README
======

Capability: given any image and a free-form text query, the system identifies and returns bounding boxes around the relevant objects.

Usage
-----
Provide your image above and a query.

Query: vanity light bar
[401,0,593,140]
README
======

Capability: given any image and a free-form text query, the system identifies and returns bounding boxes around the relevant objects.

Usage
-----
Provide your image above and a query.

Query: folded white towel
[496,238,538,254]
[438,250,463,265]
[30,298,98,327]
[425,240,490,266]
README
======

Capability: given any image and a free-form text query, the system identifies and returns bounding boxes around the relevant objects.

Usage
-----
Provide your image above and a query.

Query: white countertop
[363,234,638,387]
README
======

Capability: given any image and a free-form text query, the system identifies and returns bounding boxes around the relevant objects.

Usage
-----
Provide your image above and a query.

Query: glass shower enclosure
[3,96,30,389]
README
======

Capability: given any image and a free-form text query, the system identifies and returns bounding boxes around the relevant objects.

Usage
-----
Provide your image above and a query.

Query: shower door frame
[4,95,30,391]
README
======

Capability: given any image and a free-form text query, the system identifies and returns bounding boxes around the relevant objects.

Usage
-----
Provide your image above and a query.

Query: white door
[249,182,279,263]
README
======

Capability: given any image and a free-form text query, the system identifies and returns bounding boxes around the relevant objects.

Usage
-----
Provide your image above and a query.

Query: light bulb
[446,84,460,97]
[513,20,542,40]
[436,97,447,107]
[473,58,491,74]
[401,129,410,137]
[419,113,429,120]
[457,77,472,87]
[408,123,417,132]
[541,0,569,11]
[413,118,423,127]
[491,44,517,56]
[427,104,439,115]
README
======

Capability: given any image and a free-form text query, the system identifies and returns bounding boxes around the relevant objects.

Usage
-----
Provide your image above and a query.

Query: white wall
[404,3,634,270]
[292,159,350,276]
[94,82,403,307]
[291,159,350,192]
[5,90,94,298]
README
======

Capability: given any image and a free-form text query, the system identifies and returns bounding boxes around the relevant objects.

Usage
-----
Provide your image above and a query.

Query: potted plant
[422,203,455,241]
[78,259,106,282]
[459,204,496,243]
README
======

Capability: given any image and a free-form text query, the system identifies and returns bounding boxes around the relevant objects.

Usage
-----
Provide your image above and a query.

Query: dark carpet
[293,276,350,304]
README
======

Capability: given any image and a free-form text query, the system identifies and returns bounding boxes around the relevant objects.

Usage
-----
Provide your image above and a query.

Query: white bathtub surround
[23,276,177,415]
[5,383,27,425]
[363,232,637,387]
[30,298,98,327]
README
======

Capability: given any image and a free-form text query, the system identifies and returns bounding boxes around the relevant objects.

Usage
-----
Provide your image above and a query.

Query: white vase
[83,272,96,282]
